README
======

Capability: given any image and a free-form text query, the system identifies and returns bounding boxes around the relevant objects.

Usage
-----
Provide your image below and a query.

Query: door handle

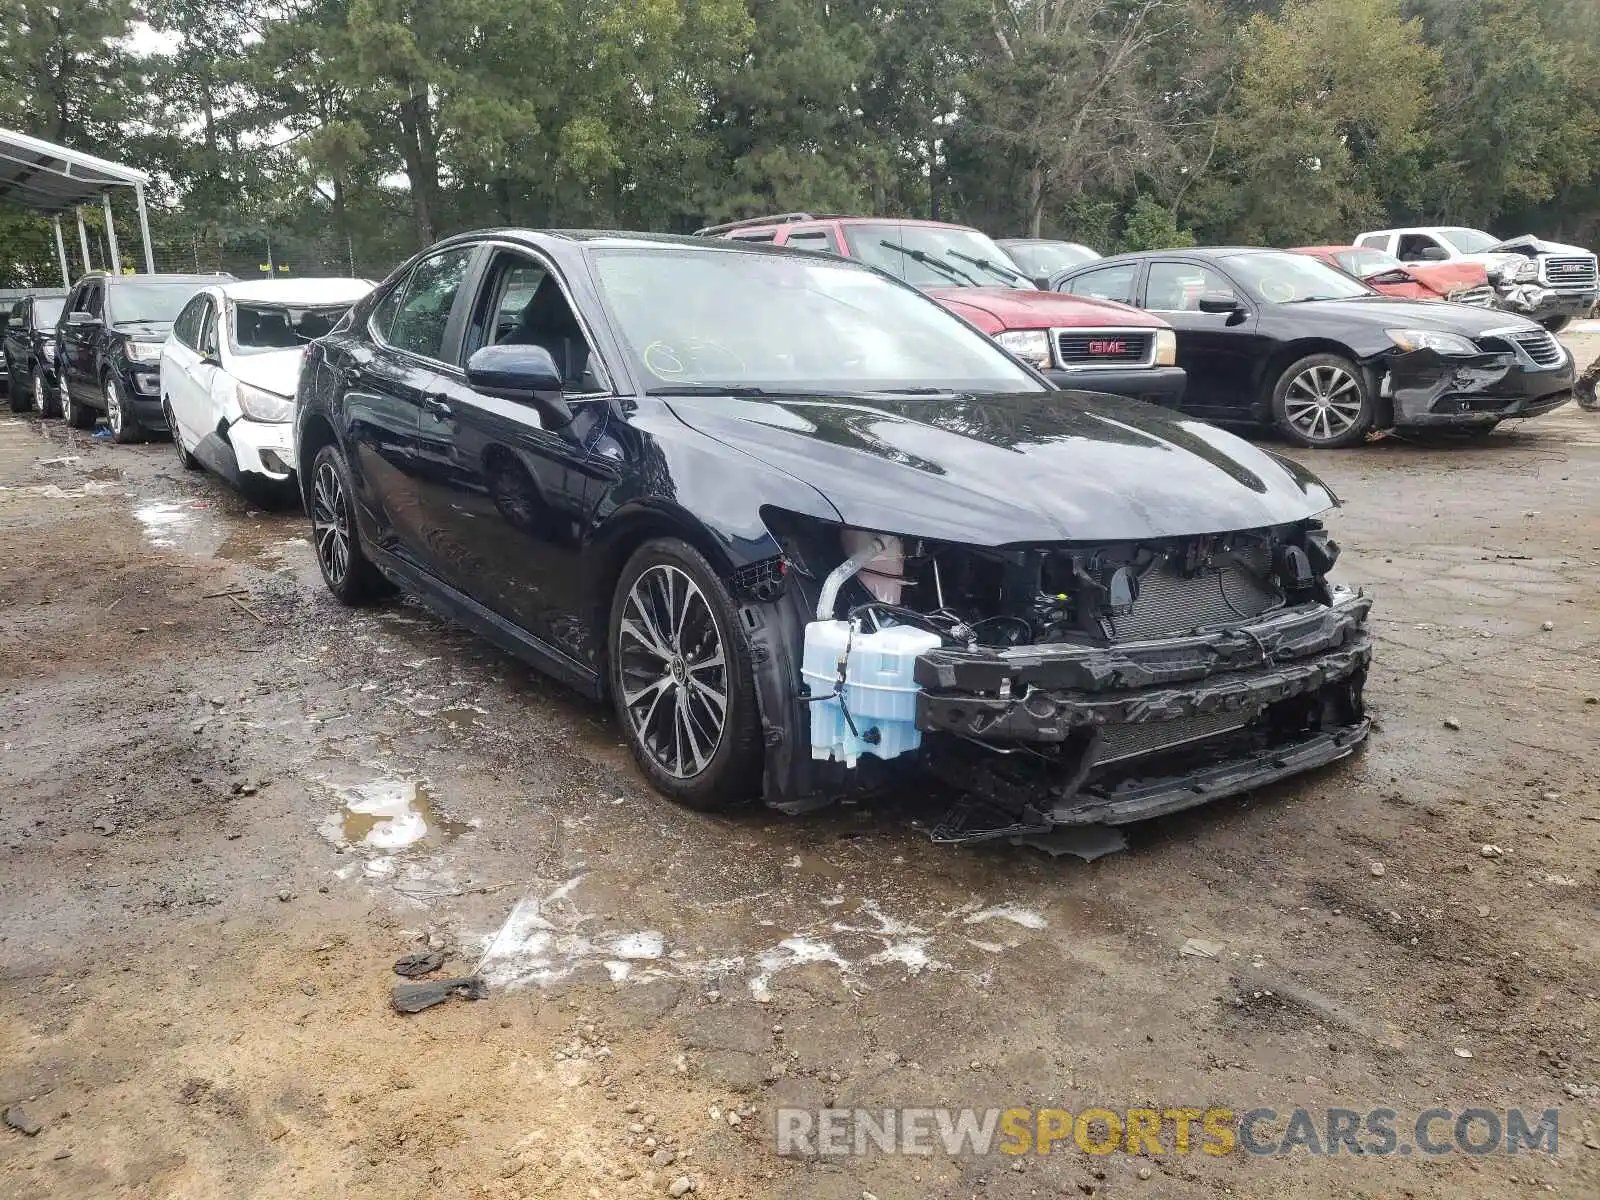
[422,394,451,418]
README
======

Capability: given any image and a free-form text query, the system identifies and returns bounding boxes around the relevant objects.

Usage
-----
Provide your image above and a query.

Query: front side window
[173,295,208,348]
[1144,263,1237,311]
[1437,228,1500,254]
[1061,263,1138,305]
[466,253,601,390]
[79,282,103,318]
[587,247,1046,395]
[385,247,475,361]
[1223,251,1372,303]
[843,222,1028,289]
[1396,233,1447,262]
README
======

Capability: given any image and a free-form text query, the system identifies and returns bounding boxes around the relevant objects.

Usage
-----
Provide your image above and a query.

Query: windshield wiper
[945,248,1027,286]
[877,240,979,287]
[649,384,774,396]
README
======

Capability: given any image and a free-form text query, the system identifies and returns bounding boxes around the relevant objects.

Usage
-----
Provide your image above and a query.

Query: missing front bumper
[910,593,1372,837]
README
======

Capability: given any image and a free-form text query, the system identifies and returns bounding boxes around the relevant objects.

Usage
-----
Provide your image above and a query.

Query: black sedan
[1052,248,1575,447]
[4,290,67,414]
[295,231,1371,841]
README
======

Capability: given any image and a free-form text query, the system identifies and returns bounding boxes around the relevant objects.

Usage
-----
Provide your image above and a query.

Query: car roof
[89,271,232,285]
[431,227,907,263]
[218,278,373,304]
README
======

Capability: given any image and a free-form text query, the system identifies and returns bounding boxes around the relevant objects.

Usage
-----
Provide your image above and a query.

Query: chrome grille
[1544,256,1597,293]
[1106,546,1281,641]
[1510,329,1564,367]
[1055,329,1154,367]
[1096,710,1254,765]
[1444,285,1495,308]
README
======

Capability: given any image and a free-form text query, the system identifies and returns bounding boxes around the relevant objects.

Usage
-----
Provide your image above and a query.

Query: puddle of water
[318,778,471,853]
[134,499,200,548]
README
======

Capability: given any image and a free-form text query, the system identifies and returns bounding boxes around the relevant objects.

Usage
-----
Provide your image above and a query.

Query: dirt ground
[2,335,1597,1200]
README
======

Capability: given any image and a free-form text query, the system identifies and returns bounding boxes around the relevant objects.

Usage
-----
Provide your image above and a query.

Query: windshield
[107,281,208,325]
[1224,251,1374,303]
[844,222,1029,289]
[231,303,353,354]
[1437,228,1500,254]
[1333,248,1406,277]
[1004,241,1099,277]
[587,248,1046,395]
[33,298,65,328]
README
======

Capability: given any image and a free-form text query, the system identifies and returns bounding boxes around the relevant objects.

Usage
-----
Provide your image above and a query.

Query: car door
[60,279,103,399]
[1140,260,1262,417]
[163,293,213,442]
[413,245,618,659]
[348,243,478,566]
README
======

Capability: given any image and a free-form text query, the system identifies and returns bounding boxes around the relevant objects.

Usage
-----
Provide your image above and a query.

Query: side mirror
[1416,247,1448,262]
[1197,292,1243,315]
[467,343,573,428]
[66,310,97,325]
[1032,274,1053,292]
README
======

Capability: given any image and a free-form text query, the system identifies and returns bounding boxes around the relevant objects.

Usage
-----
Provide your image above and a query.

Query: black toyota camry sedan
[296,231,1371,841]
[1053,248,1574,447]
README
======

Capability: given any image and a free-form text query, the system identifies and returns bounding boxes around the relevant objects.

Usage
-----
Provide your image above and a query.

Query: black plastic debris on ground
[4,1105,42,1136]
[393,949,446,978]
[391,976,488,1014]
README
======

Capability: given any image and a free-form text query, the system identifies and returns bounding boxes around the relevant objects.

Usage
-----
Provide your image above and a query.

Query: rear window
[231,303,353,353]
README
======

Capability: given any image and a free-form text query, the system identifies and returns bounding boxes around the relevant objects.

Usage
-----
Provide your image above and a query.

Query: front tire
[34,366,57,417]
[309,442,391,606]
[608,538,763,811]
[164,399,201,470]
[1271,353,1374,448]
[105,374,143,443]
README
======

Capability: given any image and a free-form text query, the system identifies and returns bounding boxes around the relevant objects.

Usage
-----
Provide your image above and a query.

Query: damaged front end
[1379,326,1573,428]
[779,519,1371,843]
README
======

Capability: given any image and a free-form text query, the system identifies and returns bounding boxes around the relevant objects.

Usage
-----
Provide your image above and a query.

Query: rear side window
[383,247,475,361]
[1357,233,1389,250]
[1061,263,1138,305]
[728,231,777,243]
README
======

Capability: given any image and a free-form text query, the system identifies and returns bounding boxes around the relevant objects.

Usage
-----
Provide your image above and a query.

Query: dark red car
[1293,245,1495,307]
[697,214,1186,408]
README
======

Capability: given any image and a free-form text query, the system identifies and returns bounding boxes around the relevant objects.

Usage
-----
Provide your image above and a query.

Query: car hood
[662,390,1336,545]
[1490,234,1595,258]
[112,320,174,340]
[925,286,1167,332]
[1295,295,1535,335]
[1402,261,1488,292]
[227,348,305,397]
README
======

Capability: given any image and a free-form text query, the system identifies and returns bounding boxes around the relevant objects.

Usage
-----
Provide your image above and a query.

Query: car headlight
[1154,328,1177,366]
[1386,328,1479,355]
[235,381,295,423]
[994,329,1053,370]
[124,339,166,363]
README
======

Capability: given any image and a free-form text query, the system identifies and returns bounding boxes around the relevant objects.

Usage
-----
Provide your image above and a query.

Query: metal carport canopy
[0,126,156,284]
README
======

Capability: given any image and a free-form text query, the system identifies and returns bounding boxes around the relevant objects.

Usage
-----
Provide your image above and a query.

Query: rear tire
[1271,353,1374,449]
[105,374,144,443]
[62,376,94,429]
[607,538,763,811]
[7,362,27,413]
[309,441,392,606]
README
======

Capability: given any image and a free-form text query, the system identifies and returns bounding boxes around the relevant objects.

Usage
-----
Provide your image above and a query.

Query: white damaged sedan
[160,277,372,500]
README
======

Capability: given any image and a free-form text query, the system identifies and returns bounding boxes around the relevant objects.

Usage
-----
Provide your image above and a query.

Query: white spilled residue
[471,887,1043,999]
[961,903,1048,930]
[0,481,117,499]
[749,938,854,1002]
[133,500,194,547]
[476,876,667,989]
[319,779,429,851]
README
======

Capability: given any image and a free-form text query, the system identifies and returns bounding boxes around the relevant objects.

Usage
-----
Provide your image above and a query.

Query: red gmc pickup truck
[696,214,1186,409]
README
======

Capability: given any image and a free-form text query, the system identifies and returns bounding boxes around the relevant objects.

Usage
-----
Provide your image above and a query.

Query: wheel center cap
[671,657,686,683]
